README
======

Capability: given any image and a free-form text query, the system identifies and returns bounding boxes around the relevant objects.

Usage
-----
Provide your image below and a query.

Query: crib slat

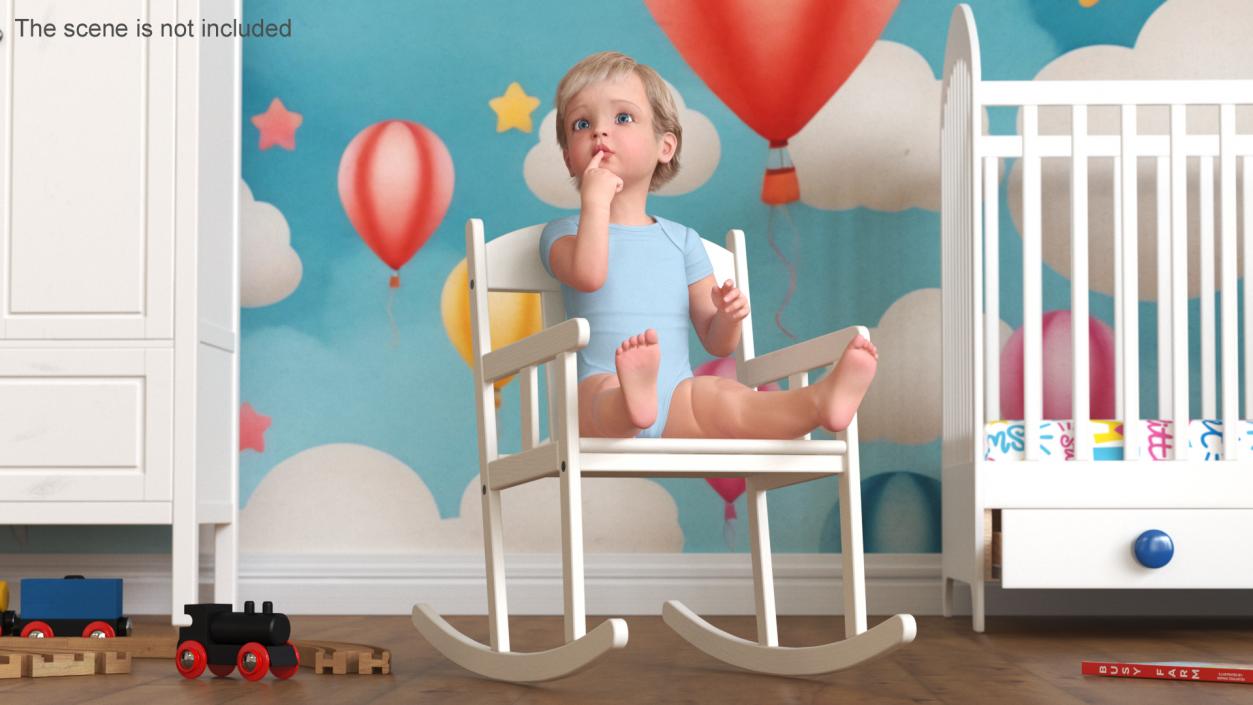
[1170,105,1190,460]
[1113,157,1123,420]
[1200,155,1216,418]
[1219,105,1240,461]
[1244,156,1253,422]
[984,157,1000,421]
[1071,106,1091,460]
[1023,105,1042,460]
[1120,106,1140,460]
[1156,156,1173,419]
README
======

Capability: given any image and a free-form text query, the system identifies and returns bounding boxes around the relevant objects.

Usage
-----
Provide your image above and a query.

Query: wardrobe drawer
[0,348,173,501]
[1000,509,1253,589]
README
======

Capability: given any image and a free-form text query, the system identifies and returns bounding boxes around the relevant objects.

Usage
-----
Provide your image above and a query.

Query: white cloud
[524,81,720,208]
[240,443,683,554]
[791,41,942,212]
[1007,0,1252,299]
[858,289,1011,444]
[240,180,302,307]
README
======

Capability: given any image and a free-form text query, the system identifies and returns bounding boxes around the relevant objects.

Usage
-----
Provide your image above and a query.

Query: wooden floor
[5,613,1253,704]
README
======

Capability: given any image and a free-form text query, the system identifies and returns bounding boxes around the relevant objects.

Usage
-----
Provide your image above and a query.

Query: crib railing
[942,4,1253,464]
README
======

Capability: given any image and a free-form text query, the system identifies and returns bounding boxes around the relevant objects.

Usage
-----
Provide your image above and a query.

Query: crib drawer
[1000,509,1253,589]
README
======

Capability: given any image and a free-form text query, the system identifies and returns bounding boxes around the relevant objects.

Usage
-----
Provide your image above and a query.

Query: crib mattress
[984,419,1253,462]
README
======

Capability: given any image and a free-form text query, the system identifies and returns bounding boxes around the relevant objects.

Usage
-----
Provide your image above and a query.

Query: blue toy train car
[0,576,131,638]
[176,601,300,680]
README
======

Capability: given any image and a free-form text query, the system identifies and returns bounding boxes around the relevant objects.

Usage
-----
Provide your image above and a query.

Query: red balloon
[338,120,454,274]
[645,0,899,145]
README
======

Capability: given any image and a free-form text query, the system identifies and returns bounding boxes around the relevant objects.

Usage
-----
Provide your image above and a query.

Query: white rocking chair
[412,219,916,682]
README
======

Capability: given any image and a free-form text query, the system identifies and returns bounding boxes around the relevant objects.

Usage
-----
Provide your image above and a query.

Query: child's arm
[547,152,623,292]
[689,276,749,359]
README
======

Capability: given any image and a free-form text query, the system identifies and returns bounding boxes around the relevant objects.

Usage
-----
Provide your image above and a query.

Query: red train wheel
[208,663,235,677]
[82,620,116,638]
[236,642,269,681]
[175,640,208,679]
[20,621,53,638]
[271,641,300,680]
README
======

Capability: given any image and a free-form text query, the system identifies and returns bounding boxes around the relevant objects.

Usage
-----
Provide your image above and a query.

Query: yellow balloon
[440,258,543,407]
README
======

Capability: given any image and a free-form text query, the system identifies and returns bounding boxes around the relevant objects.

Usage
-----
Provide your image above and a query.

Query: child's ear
[657,132,678,164]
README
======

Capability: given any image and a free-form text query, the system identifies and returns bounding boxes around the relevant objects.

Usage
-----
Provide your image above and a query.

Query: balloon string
[765,205,797,339]
[723,518,736,551]
[386,282,400,348]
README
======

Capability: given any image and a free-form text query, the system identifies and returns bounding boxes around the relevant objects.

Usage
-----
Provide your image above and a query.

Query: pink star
[240,402,272,453]
[251,98,303,150]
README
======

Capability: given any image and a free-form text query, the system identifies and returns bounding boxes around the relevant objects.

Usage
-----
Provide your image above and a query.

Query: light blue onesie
[539,215,714,438]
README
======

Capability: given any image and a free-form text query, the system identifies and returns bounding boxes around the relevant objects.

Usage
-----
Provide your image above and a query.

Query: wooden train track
[0,635,390,677]
[0,644,130,678]
[292,640,390,675]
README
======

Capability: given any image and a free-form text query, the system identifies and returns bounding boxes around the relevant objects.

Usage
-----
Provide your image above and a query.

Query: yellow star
[489,82,541,133]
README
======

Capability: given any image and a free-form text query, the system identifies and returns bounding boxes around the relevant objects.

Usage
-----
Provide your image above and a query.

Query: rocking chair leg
[482,483,510,652]
[746,478,778,646]
[838,418,868,637]
[555,349,587,643]
[560,460,587,642]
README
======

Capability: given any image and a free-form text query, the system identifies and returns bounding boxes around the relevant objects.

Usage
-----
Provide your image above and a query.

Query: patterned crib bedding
[984,419,1253,462]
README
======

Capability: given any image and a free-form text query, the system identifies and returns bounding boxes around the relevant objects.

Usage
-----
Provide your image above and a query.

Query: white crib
[940,4,1253,632]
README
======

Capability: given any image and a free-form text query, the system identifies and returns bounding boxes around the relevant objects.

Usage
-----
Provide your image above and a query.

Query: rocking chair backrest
[465,218,757,439]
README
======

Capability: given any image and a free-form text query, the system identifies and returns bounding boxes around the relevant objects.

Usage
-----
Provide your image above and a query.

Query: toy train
[0,576,131,639]
[176,601,300,680]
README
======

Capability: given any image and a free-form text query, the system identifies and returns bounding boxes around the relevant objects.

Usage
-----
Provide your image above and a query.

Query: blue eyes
[571,113,633,131]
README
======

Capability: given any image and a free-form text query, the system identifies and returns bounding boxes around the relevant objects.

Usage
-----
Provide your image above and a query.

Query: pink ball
[693,356,780,392]
[999,310,1116,420]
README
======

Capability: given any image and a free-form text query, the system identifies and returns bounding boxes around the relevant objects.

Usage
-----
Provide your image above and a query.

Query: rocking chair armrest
[739,325,870,389]
[481,318,590,383]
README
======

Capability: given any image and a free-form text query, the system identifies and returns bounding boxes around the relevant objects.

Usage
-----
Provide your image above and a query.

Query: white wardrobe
[0,0,241,622]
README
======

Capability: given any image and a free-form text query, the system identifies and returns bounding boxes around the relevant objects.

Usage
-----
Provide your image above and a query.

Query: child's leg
[577,329,662,438]
[663,335,878,439]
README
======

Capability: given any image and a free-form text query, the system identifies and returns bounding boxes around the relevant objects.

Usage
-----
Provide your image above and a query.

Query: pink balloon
[693,356,780,392]
[694,357,778,522]
[705,477,745,520]
[1000,310,1116,420]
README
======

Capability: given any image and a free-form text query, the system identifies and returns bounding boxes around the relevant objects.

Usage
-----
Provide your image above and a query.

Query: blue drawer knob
[1134,529,1174,569]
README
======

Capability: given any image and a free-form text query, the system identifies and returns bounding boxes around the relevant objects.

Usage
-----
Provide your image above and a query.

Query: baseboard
[3,553,1251,619]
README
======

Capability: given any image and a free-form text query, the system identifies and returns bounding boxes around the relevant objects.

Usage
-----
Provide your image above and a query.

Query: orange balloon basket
[389,274,400,288]
[761,166,799,205]
[762,141,800,205]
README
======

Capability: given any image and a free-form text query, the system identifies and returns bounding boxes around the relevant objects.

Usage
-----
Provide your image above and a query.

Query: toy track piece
[22,651,94,678]
[0,635,174,659]
[0,652,21,679]
[292,640,390,675]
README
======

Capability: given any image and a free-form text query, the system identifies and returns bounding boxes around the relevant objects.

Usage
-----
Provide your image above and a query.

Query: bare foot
[615,329,660,429]
[813,334,878,432]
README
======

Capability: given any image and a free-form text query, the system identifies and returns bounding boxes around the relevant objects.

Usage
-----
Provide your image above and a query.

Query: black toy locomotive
[175,601,300,680]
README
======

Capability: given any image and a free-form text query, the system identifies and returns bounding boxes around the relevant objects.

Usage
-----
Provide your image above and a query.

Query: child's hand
[580,151,623,209]
[711,279,749,323]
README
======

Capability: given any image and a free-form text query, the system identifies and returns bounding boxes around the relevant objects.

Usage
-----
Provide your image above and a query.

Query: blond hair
[554,51,681,190]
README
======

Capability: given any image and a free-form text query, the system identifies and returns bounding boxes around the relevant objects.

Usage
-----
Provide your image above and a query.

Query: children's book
[1082,660,1253,684]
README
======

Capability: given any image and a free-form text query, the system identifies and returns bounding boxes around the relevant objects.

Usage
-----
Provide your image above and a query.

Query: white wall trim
[3,553,1251,619]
